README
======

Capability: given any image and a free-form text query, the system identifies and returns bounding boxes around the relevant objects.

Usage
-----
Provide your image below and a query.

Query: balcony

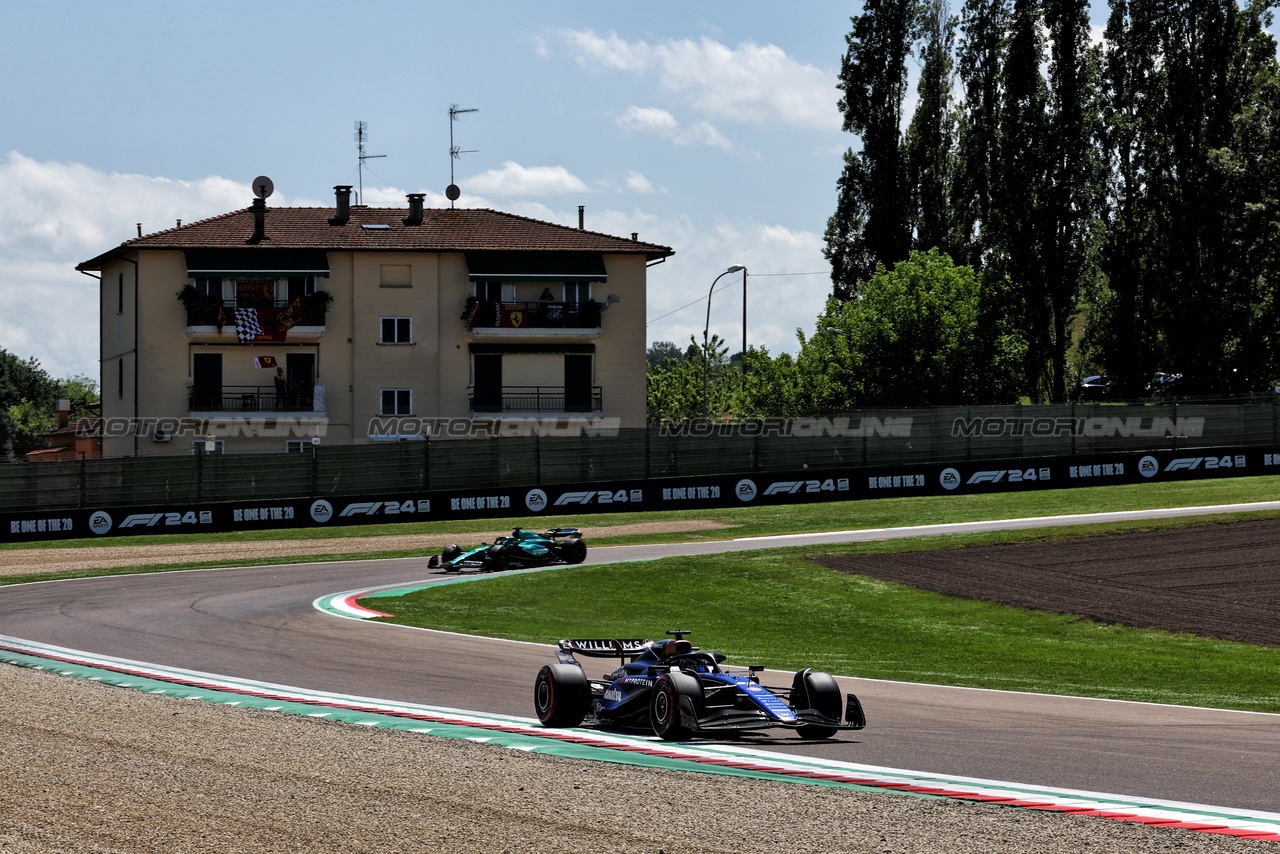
[464,299,601,336]
[468,385,603,414]
[189,386,318,414]
[180,288,331,340]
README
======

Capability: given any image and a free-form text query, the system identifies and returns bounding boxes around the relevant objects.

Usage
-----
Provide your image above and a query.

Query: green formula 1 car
[427,527,588,572]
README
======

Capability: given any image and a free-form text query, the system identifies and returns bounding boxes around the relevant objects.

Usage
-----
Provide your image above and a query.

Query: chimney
[56,399,71,429]
[334,185,352,224]
[578,205,585,229]
[249,197,267,243]
[631,232,639,241]
[406,193,425,226]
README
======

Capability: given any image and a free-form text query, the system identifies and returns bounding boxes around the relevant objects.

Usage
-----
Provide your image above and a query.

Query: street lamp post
[703,264,747,420]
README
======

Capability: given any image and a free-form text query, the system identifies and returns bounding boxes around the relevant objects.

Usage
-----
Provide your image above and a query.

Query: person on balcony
[274,368,287,408]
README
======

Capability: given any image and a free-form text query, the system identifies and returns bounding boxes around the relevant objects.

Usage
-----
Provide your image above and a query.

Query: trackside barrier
[4,444,1279,543]
[3,400,1280,517]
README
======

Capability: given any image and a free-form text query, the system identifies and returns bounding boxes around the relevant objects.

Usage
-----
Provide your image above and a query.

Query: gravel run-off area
[3,522,1278,852]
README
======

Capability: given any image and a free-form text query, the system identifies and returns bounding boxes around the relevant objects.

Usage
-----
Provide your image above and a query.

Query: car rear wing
[545,528,581,538]
[558,638,650,658]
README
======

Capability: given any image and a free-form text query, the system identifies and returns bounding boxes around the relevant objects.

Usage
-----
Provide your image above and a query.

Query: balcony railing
[468,385,603,413]
[189,386,315,413]
[180,289,331,328]
[463,299,601,331]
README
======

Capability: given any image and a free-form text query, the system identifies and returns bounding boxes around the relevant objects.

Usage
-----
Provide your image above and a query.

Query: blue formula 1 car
[534,630,866,741]
[427,527,587,572]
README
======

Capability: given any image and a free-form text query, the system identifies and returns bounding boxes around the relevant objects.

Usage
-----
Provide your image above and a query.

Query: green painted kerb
[0,648,899,796]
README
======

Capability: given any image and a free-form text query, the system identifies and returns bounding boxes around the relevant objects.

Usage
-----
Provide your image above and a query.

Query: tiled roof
[41,416,102,439]
[78,206,674,270]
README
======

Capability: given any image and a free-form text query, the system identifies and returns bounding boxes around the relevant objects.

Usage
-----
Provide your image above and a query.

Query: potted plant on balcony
[176,284,222,326]
[298,290,332,326]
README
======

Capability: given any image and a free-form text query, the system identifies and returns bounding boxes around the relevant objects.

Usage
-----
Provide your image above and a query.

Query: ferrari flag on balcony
[254,356,278,369]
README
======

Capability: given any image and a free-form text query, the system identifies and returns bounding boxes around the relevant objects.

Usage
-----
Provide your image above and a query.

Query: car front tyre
[792,669,842,739]
[651,672,702,741]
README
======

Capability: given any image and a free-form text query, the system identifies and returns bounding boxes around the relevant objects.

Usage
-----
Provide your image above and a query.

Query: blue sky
[0,1,1242,383]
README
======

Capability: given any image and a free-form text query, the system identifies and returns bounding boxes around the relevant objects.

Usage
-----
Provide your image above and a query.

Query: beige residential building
[78,186,673,456]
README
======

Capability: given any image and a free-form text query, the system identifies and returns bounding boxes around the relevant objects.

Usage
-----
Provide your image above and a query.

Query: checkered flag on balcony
[234,308,264,343]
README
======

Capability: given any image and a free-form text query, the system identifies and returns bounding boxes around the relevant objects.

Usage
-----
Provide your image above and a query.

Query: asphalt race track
[2,515,1279,815]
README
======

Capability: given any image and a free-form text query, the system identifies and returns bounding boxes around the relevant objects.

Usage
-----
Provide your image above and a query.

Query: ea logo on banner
[88,511,113,536]
[735,479,758,502]
[526,489,548,512]
[310,500,333,523]
[940,468,961,491]
[1138,455,1160,479]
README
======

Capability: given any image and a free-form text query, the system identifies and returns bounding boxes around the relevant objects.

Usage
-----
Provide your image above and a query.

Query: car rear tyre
[651,671,703,741]
[792,669,841,739]
[484,545,510,572]
[534,664,590,727]
[560,537,588,565]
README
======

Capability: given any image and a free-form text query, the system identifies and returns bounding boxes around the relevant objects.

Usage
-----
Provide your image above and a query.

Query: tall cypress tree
[953,0,1009,269]
[1042,0,1104,401]
[905,0,960,256]
[825,0,920,301]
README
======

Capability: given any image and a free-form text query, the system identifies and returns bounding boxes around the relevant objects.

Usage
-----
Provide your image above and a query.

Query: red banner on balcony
[498,302,532,329]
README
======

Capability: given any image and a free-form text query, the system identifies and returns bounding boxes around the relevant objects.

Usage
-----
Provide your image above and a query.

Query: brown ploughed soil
[817,518,1280,647]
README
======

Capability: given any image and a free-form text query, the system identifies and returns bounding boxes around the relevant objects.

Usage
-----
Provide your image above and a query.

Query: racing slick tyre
[483,545,510,573]
[559,537,588,565]
[651,671,704,741]
[534,664,590,727]
[792,669,842,739]
[440,545,462,570]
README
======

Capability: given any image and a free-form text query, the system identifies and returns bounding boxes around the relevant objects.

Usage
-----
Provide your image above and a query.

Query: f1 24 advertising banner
[4,445,1279,543]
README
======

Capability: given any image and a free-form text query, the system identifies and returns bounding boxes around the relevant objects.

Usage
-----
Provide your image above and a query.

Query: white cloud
[623,171,656,194]
[615,105,734,151]
[563,30,839,131]
[462,161,591,197]
[0,151,251,258]
[0,153,267,379]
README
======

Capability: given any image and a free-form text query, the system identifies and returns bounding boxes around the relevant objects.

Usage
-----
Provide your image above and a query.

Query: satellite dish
[445,184,461,202]
[252,176,275,199]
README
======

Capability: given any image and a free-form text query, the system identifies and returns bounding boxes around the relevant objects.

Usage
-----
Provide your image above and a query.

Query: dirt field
[817,517,1280,647]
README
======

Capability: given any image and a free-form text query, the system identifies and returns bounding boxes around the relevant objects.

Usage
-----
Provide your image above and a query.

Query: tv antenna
[354,120,386,206]
[447,104,478,208]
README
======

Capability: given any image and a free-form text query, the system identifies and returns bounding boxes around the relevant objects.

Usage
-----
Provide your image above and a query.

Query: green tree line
[825,0,1280,402]
[0,349,99,459]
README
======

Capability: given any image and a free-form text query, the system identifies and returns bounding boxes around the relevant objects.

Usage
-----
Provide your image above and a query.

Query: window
[380,317,412,344]
[285,440,311,453]
[475,281,514,302]
[117,273,124,315]
[565,283,591,304]
[190,439,225,455]
[195,277,222,300]
[380,388,412,415]
[287,276,316,302]
[117,358,124,399]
